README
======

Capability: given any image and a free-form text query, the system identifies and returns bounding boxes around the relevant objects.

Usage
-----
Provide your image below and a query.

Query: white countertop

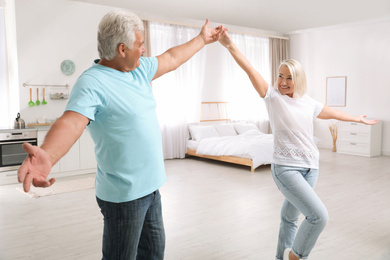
[0,128,38,133]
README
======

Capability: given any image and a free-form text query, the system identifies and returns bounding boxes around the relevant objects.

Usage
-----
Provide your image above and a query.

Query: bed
[186,102,274,172]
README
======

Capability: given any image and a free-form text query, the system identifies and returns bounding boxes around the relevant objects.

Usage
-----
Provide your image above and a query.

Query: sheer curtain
[0,5,8,126]
[149,22,206,159]
[0,1,19,128]
[222,32,270,133]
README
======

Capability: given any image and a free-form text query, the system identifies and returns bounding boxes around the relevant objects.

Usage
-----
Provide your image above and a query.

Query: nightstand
[337,121,382,157]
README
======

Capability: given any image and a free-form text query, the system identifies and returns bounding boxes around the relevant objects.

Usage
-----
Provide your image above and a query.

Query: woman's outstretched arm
[219,30,269,98]
[317,105,379,125]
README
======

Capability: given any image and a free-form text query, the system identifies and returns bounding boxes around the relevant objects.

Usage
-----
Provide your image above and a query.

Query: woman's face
[277,65,294,97]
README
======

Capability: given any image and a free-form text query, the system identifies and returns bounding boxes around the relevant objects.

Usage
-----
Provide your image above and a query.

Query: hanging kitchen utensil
[28,88,35,107]
[42,87,47,105]
[36,88,40,106]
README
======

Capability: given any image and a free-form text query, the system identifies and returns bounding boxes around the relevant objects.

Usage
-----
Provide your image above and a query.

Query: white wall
[289,19,390,155]
[16,0,112,124]
[19,1,388,153]
[15,0,279,126]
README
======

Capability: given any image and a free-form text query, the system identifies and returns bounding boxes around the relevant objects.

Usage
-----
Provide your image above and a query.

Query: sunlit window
[0,0,19,128]
[0,4,8,127]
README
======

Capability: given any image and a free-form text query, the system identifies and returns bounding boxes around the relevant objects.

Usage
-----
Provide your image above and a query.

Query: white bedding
[193,129,274,169]
[187,140,200,151]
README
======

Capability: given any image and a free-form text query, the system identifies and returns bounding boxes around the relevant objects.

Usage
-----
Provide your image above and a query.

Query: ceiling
[72,0,390,34]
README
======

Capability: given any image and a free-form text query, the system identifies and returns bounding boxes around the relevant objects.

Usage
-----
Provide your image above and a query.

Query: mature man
[18,10,223,260]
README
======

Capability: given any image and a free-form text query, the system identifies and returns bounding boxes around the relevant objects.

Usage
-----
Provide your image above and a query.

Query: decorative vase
[329,121,338,152]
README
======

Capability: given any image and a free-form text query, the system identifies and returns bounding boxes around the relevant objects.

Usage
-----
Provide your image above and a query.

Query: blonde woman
[219,30,378,260]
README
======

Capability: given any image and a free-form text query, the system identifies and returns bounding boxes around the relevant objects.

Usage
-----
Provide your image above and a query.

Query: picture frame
[326,76,347,107]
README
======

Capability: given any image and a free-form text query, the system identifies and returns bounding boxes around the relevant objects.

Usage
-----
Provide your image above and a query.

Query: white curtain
[222,32,270,133]
[149,22,271,158]
[0,5,8,126]
[149,22,206,159]
[0,1,19,128]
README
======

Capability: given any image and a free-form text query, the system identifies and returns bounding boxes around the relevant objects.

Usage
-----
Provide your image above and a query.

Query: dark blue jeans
[96,190,165,260]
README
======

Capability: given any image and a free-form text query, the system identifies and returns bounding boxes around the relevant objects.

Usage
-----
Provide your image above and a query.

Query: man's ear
[117,43,126,57]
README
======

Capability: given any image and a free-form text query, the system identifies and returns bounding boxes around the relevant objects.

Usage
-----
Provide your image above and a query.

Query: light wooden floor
[1,149,389,259]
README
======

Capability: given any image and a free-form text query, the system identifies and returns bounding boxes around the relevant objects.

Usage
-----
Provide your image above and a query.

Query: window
[224,32,270,125]
[0,4,8,126]
[148,21,271,158]
[0,0,19,128]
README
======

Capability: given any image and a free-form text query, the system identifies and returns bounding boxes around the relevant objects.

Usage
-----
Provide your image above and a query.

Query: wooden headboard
[200,102,230,122]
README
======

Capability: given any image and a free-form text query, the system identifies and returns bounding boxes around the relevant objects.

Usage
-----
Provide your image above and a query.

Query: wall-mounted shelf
[27,123,52,127]
[23,83,69,88]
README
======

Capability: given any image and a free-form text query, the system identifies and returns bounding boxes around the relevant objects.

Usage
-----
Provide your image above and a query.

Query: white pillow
[212,123,237,137]
[234,123,259,135]
[188,125,219,141]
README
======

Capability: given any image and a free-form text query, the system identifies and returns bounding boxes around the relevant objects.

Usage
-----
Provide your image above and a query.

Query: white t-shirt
[264,86,324,169]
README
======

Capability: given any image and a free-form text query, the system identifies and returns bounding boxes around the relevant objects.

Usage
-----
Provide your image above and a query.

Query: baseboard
[51,168,97,179]
[381,150,390,156]
[317,143,333,150]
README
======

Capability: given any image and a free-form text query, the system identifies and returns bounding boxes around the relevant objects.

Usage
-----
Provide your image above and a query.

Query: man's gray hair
[98,10,144,60]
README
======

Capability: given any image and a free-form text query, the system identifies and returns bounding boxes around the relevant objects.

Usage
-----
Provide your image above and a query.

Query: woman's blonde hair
[275,59,307,97]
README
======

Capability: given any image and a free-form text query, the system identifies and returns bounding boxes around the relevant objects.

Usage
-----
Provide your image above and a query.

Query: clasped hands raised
[199,19,230,46]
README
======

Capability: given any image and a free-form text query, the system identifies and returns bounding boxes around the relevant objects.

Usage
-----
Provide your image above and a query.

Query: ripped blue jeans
[272,164,328,260]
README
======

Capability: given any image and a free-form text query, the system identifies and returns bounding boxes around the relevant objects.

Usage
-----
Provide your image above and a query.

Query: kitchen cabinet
[38,129,80,173]
[37,129,96,177]
[0,129,96,185]
[337,121,382,157]
[0,170,18,185]
[79,130,97,169]
[38,130,60,173]
[59,139,80,172]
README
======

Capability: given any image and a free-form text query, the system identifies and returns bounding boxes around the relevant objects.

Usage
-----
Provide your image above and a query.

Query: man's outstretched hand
[18,142,55,192]
[199,19,226,44]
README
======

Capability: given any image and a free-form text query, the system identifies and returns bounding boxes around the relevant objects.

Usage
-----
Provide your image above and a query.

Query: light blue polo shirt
[65,57,166,203]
